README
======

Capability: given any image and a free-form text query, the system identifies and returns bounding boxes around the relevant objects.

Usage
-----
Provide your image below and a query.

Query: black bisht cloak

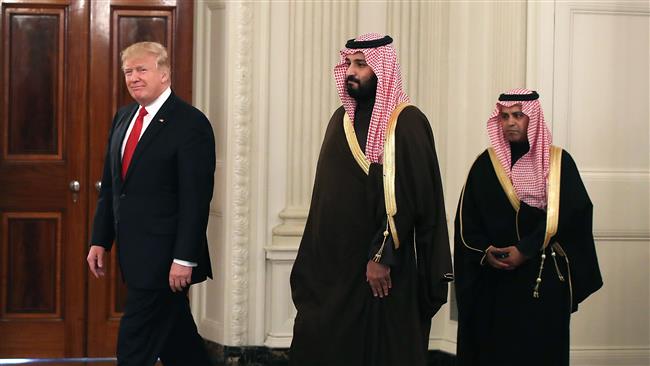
[290,106,452,366]
[454,149,603,366]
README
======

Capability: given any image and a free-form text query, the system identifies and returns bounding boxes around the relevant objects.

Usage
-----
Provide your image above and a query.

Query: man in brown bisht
[454,89,603,366]
[289,33,453,366]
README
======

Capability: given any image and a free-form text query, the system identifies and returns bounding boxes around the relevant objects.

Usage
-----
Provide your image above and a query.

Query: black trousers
[117,286,211,366]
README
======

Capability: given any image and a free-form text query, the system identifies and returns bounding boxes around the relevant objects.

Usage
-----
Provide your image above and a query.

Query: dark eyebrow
[348,59,367,65]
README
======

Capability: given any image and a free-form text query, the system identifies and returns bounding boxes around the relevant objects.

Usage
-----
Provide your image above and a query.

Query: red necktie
[122,106,148,179]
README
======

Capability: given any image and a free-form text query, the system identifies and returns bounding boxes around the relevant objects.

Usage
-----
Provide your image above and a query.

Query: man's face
[122,53,169,106]
[499,104,529,143]
[345,52,377,100]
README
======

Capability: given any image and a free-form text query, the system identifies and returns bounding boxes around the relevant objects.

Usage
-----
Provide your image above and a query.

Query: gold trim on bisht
[487,147,521,212]
[343,112,371,175]
[342,103,411,249]
[383,102,412,249]
[542,145,562,250]
[487,145,563,246]
[458,182,489,266]
[486,145,564,298]
[532,146,563,298]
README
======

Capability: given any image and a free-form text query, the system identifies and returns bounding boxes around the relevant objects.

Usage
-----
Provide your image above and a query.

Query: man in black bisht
[289,33,453,366]
[454,88,603,366]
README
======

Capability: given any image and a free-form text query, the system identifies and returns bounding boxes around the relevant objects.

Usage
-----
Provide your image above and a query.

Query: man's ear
[161,67,170,83]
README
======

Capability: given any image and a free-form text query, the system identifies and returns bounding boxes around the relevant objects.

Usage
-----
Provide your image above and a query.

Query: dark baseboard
[205,341,289,366]
[427,350,456,366]
[205,340,456,366]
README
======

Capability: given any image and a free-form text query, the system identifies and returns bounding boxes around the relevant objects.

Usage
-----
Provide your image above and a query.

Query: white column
[270,1,357,247]
[445,0,527,226]
[193,0,258,346]
[266,0,358,347]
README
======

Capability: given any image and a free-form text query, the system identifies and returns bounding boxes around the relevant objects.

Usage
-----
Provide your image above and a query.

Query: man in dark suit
[87,41,215,365]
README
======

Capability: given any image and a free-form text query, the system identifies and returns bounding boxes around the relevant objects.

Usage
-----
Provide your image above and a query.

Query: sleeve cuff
[173,258,197,267]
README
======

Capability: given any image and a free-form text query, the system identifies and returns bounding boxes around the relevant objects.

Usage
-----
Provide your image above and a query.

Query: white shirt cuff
[173,258,197,267]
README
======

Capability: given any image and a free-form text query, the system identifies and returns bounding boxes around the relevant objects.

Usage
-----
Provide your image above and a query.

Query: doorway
[0,0,194,357]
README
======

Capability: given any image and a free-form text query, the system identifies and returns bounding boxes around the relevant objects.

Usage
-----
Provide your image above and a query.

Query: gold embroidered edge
[343,113,370,175]
[542,145,562,250]
[383,102,411,249]
[487,147,521,212]
[458,154,491,257]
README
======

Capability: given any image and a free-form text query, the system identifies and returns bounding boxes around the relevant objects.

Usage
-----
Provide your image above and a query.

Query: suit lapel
[122,93,176,183]
[112,105,138,183]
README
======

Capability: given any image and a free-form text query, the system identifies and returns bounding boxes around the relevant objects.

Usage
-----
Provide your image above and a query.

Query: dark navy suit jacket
[91,92,215,289]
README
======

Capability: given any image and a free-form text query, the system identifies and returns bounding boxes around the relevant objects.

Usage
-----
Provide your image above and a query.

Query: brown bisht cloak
[454,149,603,366]
[290,106,452,366]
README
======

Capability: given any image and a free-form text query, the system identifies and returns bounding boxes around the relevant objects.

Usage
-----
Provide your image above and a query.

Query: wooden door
[0,0,89,357]
[86,0,194,356]
[0,0,194,357]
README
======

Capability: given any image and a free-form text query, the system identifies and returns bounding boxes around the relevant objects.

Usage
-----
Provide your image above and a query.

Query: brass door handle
[69,180,81,192]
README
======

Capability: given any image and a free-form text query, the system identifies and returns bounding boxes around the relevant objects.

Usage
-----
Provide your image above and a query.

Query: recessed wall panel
[4,11,63,158]
[568,11,649,172]
[112,10,172,109]
[2,214,61,317]
[583,172,650,237]
[571,240,649,347]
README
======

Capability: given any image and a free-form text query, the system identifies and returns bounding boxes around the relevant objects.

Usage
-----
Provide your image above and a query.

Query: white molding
[428,338,457,355]
[551,1,650,148]
[194,0,257,347]
[272,206,309,241]
[192,0,227,342]
[581,170,650,177]
[264,254,296,348]
[264,332,292,349]
[435,340,650,365]
[249,0,272,348]
[594,231,650,241]
[227,0,254,346]
[198,317,225,345]
[570,347,650,366]
[526,0,555,119]
[264,246,298,261]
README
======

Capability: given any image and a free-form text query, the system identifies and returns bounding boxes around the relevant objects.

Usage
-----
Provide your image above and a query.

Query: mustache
[346,75,360,83]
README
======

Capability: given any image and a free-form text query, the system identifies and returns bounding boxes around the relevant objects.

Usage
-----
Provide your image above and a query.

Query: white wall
[192,1,650,365]
[528,2,650,364]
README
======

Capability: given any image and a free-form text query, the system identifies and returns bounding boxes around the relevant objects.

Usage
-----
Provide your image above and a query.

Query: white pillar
[266,0,358,347]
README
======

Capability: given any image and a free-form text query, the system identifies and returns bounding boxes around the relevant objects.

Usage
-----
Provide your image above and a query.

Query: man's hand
[486,245,528,270]
[366,260,392,298]
[87,245,106,278]
[169,262,193,292]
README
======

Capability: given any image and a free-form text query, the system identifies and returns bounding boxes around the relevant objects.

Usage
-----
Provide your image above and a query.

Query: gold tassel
[372,221,390,263]
[551,249,565,282]
[533,252,546,299]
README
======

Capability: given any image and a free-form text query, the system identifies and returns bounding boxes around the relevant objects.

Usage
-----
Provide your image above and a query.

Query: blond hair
[121,41,170,73]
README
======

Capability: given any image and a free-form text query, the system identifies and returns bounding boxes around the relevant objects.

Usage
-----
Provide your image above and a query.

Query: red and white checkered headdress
[334,33,410,163]
[487,88,552,209]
